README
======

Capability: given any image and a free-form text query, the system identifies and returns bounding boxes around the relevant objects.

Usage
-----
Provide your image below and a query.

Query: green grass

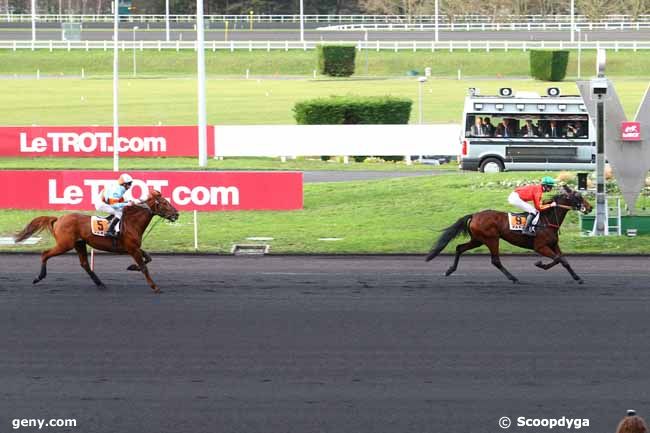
[0,156,456,171]
[2,172,649,254]
[0,77,647,126]
[2,49,650,78]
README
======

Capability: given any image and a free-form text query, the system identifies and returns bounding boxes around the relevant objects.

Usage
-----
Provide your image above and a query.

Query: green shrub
[293,95,412,162]
[529,50,570,81]
[317,45,356,77]
[293,96,412,125]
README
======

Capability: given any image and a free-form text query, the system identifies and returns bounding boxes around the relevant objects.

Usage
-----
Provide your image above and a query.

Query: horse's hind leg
[74,241,106,289]
[33,243,73,285]
[127,249,152,271]
[446,239,483,276]
[484,239,519,283]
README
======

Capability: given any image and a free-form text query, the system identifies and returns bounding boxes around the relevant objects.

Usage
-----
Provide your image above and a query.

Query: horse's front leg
[127,249,152,272]
[534,245,583,284]
[129,248,160,293]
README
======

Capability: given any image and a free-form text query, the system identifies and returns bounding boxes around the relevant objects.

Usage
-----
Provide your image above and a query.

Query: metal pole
[595,96,605,235]
[31,0,36,41]
[434,0,439,42]
[165,0,170,42]
[112,0,119,172]
[594,49,607,235]
[299,0,304,42]
[197,0,207,167]
[132,26,138,77]
[570,0,575,42]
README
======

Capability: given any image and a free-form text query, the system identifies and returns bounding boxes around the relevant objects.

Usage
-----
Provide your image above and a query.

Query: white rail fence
[322,22,650,31]
[213,125,461,162]
[3,14,650,24]
[3,40,650,52]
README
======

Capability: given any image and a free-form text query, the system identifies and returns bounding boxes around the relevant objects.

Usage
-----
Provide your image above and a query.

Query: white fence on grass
[213,124,461,163]
[4,40,650,52]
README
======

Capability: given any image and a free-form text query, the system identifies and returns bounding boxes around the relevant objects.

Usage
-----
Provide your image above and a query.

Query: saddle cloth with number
[91,216,118,237]
[508,212,529,232]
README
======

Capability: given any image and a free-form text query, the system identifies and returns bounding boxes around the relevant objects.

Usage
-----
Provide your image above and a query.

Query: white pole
[577,29,581,79]
[132,26,138,77]
[434,0,439,43]
[165,0,170,42]
[193,210,198,250]
[570,0,575,43]
[299,0,304,43]
[197,0,207,167]
[31,0,36,41]
[112,0,119,172]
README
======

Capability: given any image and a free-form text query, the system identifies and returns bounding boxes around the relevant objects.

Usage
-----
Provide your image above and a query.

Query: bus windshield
[465,114,589,139]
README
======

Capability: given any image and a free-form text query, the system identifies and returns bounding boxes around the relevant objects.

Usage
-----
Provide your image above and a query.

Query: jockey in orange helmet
[93,173,136,238]
[508,176,556,236]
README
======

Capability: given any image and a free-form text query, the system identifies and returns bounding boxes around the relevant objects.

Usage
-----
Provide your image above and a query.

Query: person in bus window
[483,117,495,136]
[544,120,562,138]
[471,116,485,136]
[521,119,538,137]
[496,119,515,138]
[566,123,579,138]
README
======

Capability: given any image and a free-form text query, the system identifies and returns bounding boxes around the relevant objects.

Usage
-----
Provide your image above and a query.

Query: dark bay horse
[426,186,592,284]
[14,189,179,293]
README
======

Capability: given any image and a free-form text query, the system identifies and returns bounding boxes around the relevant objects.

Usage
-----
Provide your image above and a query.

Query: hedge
[293,95,412,161]
[529,50,570,81]
[317,45,356,77]
[293,96,412,125]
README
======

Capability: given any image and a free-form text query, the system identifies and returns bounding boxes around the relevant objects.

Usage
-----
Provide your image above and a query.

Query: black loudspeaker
[577,173,589,191]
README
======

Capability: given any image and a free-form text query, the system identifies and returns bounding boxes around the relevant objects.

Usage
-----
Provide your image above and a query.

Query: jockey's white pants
[508,192,540,224]
[95,202,123,219]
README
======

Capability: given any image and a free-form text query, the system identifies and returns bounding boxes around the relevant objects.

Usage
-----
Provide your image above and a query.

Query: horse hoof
[577,279,585,285]
[445,269,454,277]
[32,278,40,285]
[512,279,520,284]
[534,261,543,268]
[126,264,140,271]
[97,284,107,290]
[152,288,161,294]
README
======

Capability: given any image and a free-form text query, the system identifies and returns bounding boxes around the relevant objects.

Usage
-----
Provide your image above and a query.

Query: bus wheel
[480,158,504,173]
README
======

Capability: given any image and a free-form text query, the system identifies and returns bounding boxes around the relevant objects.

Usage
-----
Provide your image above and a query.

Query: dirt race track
[1,253,650,433]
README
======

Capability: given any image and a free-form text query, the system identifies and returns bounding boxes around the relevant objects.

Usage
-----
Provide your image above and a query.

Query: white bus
[458,87,596,173]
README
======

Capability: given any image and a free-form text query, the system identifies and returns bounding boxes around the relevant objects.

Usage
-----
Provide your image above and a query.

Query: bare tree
[577,0,622,21]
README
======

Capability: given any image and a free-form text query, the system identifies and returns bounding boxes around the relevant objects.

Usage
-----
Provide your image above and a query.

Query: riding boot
[522,213,536,236]
[106,217,120,238]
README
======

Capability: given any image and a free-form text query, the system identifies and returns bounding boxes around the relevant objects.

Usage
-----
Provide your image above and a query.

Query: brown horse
[425,186,592,284]
[14,189,179,293]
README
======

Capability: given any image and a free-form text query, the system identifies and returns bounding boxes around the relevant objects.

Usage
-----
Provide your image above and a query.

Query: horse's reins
[543,203,575,230]
[133,202,163,243]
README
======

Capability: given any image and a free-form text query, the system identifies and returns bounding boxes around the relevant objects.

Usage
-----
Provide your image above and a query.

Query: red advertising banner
[0,126,213,157]
[621,121,641,142]
[0,170,303,211]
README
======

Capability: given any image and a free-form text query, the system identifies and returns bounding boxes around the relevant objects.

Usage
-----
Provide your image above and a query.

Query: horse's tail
[14,216,58,243]
[425,214,472,262]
